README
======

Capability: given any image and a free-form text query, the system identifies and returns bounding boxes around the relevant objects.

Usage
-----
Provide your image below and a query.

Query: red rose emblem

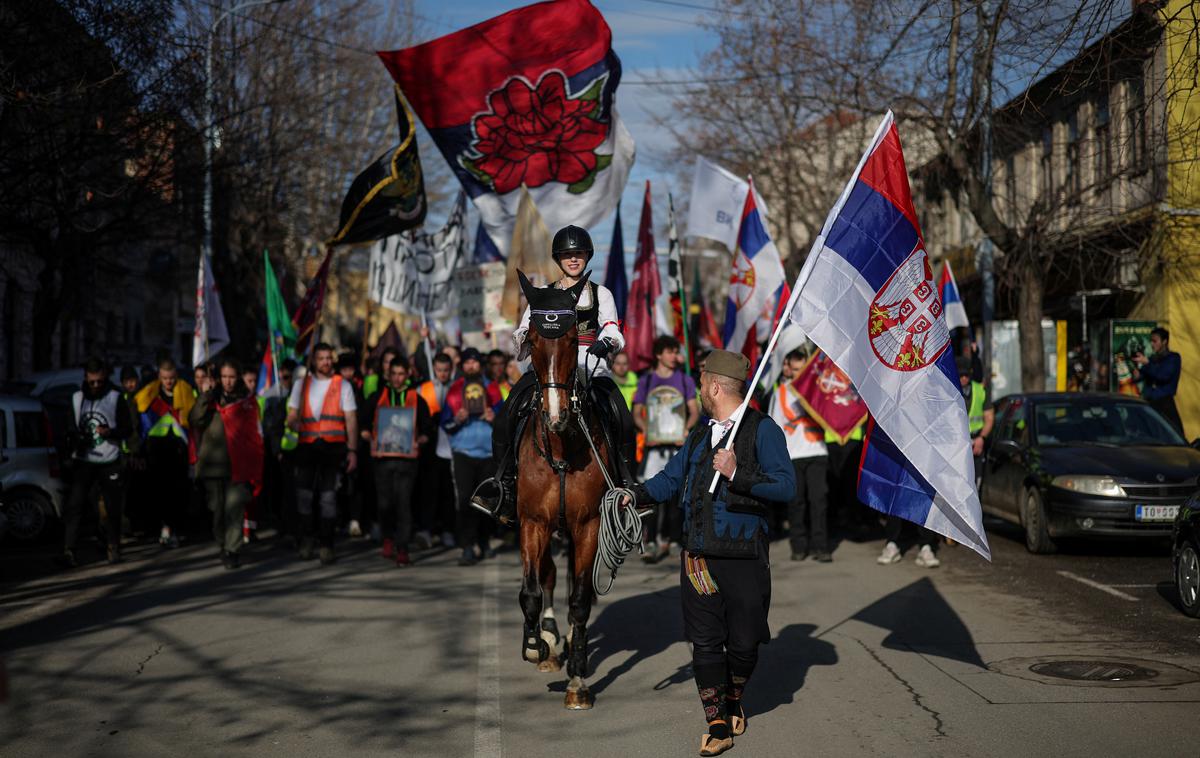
[470,72,608,194]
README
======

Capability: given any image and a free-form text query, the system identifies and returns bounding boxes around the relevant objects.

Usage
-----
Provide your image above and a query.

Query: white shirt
[513,281,625,374]
[710,404,746,480]
[767,381,827,459]
[287,374,357,414]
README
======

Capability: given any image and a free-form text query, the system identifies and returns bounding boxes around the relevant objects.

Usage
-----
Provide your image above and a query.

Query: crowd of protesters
[53,329,950,572]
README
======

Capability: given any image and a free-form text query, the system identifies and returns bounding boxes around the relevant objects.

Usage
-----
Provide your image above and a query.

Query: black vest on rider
[576,282,600,347]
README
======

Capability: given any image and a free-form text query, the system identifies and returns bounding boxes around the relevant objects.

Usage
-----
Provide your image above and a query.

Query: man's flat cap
[704,350,750,382]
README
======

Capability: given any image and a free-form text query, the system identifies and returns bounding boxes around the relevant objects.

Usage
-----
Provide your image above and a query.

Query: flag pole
[420,311,435,381]
[706,111,895,494]
[679,244,693,376]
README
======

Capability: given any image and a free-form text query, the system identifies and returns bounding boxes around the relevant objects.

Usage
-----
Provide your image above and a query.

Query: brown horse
[514,271,615,710]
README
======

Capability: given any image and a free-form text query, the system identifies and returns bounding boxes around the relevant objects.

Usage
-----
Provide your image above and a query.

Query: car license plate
[1135,505,1179,522]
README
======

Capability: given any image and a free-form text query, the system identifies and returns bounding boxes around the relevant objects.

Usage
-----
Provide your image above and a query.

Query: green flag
[256,249,298,395]
[265,250,296,359]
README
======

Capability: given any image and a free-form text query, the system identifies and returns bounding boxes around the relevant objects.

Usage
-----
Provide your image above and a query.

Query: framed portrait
[373,405,418,458]
[645,384,687,447]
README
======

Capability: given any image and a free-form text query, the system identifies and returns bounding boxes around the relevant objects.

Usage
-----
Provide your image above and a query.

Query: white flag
[193,251,229,367]
[685,157,768,251]
[370,192,467,318]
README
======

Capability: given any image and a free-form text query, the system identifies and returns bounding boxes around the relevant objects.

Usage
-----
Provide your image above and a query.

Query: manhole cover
[989,655,1200,688]
[1029,660,1158,682]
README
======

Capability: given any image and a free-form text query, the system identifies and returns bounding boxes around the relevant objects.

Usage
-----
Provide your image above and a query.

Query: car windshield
[1034,401,1186,447]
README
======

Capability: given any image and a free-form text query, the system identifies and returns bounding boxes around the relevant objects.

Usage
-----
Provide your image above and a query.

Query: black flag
[329,86,426,246]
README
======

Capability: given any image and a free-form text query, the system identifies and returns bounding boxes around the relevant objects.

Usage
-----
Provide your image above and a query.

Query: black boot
[471,465,517,526]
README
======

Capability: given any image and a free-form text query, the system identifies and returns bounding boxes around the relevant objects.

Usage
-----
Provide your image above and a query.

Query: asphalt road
[2,522,1198,758]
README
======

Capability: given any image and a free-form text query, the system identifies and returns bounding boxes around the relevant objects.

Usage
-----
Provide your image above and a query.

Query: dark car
[980,392,1200,554]
[1173,494,1200,617]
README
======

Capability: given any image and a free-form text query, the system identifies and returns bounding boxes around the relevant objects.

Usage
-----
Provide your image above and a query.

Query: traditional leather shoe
[699,733,733,756]
[730,711,747,736]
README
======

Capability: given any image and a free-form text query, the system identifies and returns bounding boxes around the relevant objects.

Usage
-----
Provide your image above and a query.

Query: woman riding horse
[473,225,636,524]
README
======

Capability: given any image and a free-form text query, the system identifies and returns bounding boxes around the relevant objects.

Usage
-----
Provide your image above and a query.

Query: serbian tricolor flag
[378,0,634,259]
[938,260,969,330]
[784,111,989,560]
[723,178,785,362]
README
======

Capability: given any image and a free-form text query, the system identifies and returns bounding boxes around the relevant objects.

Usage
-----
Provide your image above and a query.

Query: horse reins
[530,353,647,596]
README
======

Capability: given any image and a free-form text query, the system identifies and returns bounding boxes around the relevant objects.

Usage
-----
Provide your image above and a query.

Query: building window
[1040,126,1054,198]
[1095,90,1111,181]
[1126,75,1146,170]
[1066,112,1080,195]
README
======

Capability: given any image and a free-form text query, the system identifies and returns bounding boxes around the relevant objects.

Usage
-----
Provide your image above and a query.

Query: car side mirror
[993,438,1022,457]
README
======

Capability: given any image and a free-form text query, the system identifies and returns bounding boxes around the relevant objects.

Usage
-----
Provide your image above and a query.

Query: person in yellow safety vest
[956,356,993,466]
[134,357,196,548]
[610,351,639,410]
[363,347,400,401]
[262,358,298,543]
[286,343,359,565]
[361,357,434,567]
[486,349,512,400]
[413,352,457,551]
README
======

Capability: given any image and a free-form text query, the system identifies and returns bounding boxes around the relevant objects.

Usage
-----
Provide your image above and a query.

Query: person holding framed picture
[363,356,433,567]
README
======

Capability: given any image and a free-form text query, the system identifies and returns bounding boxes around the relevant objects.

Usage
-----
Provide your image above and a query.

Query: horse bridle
[529,308,585,418]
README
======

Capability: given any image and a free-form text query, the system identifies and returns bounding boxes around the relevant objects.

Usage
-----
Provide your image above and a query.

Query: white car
[0,394,66,541]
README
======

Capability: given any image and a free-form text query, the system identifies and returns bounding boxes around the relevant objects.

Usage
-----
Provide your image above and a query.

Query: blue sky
[407,0,722,277]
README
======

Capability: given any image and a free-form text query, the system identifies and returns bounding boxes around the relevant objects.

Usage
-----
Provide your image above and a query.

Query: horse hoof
[564,688,594,710]
[537,656,562,673]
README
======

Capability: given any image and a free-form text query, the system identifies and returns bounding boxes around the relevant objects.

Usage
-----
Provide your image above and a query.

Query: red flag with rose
[378,0,634,260]
[792,352,869,444]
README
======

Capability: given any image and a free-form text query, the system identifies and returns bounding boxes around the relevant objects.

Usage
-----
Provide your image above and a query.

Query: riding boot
[471,452,517,526]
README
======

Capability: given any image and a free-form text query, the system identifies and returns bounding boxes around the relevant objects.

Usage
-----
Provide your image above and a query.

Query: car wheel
[2,489,51,541]
[1022,487,1056,555]
[1177,541,1200,618]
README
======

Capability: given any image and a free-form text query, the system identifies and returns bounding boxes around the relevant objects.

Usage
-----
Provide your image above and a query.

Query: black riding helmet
[552,225,593,263]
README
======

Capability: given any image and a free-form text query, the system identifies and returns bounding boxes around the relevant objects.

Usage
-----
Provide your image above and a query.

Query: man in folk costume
[58,358,135,567]
[190,358,264,569]
[361,356,434,567]
[472,225,636,524]
[286,343,359,565]
[134,358,196,548]
[623,350,795,756]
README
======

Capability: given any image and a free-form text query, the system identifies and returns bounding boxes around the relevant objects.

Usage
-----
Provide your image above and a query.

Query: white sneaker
[915,545,940,568]
[876,541,902,565]
[159,526,171,545]
[414,530,433,550]
[441,531,456,549]
[348,519,363,538]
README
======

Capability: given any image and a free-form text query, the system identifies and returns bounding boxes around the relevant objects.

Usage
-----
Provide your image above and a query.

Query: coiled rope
[573,401,648,596]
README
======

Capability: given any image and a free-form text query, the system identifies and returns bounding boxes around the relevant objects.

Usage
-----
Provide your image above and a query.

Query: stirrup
[469,478,514,525]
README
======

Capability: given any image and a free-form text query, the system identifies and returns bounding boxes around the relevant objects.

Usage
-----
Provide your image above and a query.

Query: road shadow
[566,584,683,696]
[578,583,840,717]
[847,576,985,669]
[747,623,838,717]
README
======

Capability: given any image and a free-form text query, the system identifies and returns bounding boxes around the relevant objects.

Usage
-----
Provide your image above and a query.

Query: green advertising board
[1110,320,1156,394]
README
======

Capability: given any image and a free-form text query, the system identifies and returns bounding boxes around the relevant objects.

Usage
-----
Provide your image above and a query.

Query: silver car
[0,394,66,541]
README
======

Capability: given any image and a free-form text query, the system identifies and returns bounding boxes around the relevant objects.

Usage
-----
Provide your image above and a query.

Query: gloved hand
[587,339,612,360]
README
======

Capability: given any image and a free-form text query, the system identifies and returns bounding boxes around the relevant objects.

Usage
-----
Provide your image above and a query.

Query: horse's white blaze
[547,351,563,423]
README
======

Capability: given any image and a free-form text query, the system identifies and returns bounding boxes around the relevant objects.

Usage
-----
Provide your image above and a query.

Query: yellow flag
[501,186,558,323]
